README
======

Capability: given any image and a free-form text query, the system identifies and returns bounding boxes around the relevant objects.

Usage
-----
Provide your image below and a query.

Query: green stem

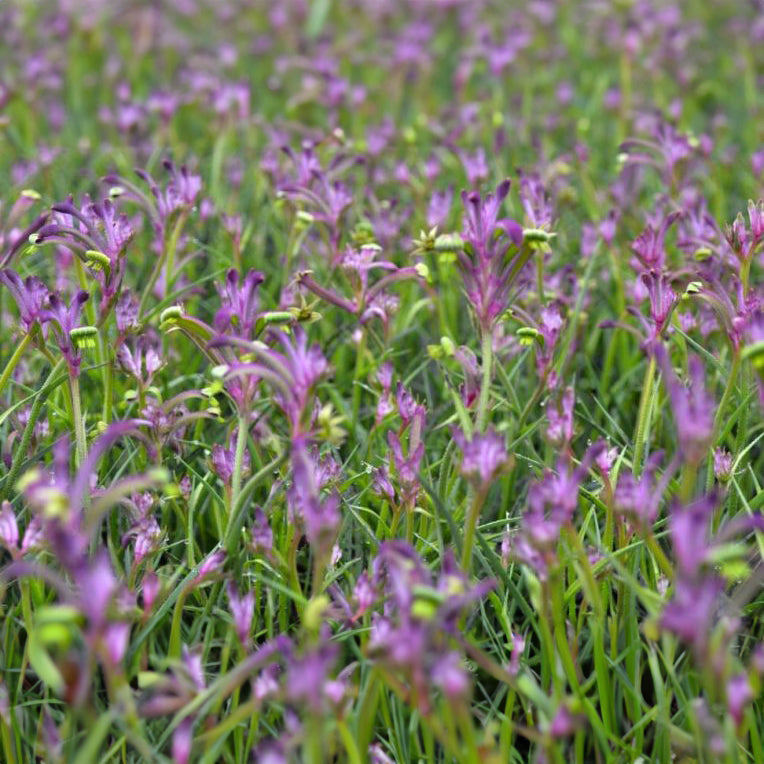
[1,359,67,501]
[164,211,188,297]
[101,342,114,425]
[139,211,188,317]
[230,415,248,513]
[632,355,657,477]
[706,351,741,494]
[70,372,88,469]
[0,331,32,400]
[461,485,487,570]
[476,329,493,432]
[351,329,367,426]
[536,251,546,305]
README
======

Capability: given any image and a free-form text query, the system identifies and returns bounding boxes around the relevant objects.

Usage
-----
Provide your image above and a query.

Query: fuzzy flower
[250,508,274,556]
[431,651,471,701]
[452,427,508,487]
[43,290,91,375]
[288,438,341,557]
[631,213,680,271]
[0,269,49,332]
[658,351,715,465]
[0,501,19,555]
[227,582,255,646]
[458,179,524,330]
[545,386,575,446]
[727,674,754,727]
[613,452,671,530]
[660,577,724,653]
[214,268,265,339]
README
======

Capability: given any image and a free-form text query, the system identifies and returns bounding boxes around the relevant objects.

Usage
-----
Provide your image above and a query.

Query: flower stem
[461,485,487,570]
[632,355,657,477]
[705,350,741,494]
[476,329,493,432]
[0,331,32,400]
[69,372,88,469]
[1,358,67,501]
[230,415,248,512]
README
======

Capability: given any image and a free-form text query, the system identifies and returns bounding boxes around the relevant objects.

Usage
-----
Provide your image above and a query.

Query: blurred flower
[43,290,91,375]
[227,582,255,646]
[458,179,524,331]
[0,269,49,332]
[452,427,508,486]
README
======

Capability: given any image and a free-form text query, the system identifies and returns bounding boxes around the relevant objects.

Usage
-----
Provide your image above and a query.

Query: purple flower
[0,269,49,332]
[117,338,162,387]
[458,180,524,330]
[194,550,225,584]
[227,582,255,646]
[658,352,715,465]
[142,572,160,612]
[372,465,396,504]
[250,508,273,556]
[549,703,582,738]
[631,213,680,271]
[386,431,424,506]
[459,148,489,186]
[115,289,139,334]
[518,171,553,230]
[452,427,508,486]
[613,452,671,530]
[661,577,724,653]
[0,501,19,555]
[727,674,753,727]
[125,513,162,565]
[288,438,340,556]
[43,290,91,375]
[352,571,376,620]
[214,268,265,339]
[285,641,341,714]
[137,160,202,222]
[431,651,471,700]
[172,718,193,764]
[713,448,734,482]
[638,271,678,343]
[545,386,575,446]
[426,187,453,229]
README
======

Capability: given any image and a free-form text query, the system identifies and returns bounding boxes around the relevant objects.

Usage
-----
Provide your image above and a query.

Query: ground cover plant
[0,1,763,762]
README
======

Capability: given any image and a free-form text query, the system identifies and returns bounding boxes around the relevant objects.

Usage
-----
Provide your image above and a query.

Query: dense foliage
[1,1,763,762]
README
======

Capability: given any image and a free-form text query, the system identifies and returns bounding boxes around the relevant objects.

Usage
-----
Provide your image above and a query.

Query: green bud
[21,188,42,201]
[304,594,330,632]
[160,306,183,323]
[414,262,431,282]
[741,340,764,371]
[522,228,555,245]
[516,326,543,346]
[693,247,712,261]
[85,250,111,277]
[434,233,465,252]
[440,336,456,356]
[138,671,163,689]
[69,326,99,349]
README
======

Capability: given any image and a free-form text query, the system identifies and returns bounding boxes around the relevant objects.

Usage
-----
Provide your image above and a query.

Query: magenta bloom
[0,269,49,332]
[214,268,265,339]
[43,290,90,375]
[452,426,508,486]
[458,179,524,330]
[658,352,715,465]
